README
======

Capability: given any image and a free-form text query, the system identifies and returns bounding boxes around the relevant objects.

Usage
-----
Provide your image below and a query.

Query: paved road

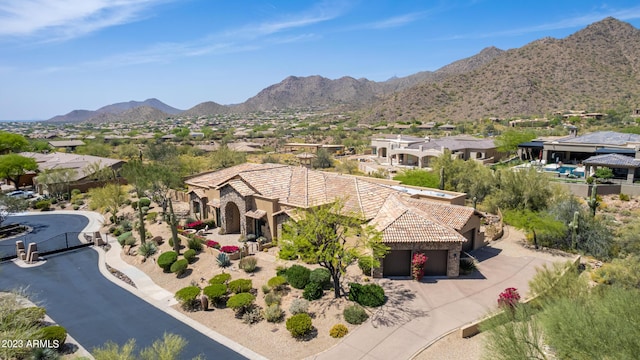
[0,215,246,359]
[3,214,89,242]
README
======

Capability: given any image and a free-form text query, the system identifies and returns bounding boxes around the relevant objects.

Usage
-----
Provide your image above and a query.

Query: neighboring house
[282,143,345,154]
[371,134,500,167]
[21,152,126,193]
[48,140,86,152]
[185,163,485,278]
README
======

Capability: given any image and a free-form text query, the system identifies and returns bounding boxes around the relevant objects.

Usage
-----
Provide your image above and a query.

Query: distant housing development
[185,163,485,277]
[370,134,501,168]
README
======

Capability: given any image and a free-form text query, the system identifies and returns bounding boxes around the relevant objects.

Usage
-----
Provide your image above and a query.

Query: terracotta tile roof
[373,195,467,243]
[403,197,475,230]
[188,189,207,198]
[225,179,256,197]
[184,163,285,189]
[245,209,267,219]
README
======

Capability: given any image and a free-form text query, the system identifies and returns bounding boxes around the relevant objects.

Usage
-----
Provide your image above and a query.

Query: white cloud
[0,0,170,41]
[366,12,425,29]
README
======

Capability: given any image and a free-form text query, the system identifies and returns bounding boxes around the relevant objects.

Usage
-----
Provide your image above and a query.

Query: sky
[2,1,640,120]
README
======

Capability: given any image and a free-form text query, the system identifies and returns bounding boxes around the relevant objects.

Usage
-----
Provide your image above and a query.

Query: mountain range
[46,17,640,124]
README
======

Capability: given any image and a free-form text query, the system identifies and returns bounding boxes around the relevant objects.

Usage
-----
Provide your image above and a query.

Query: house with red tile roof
[185,163,485,277]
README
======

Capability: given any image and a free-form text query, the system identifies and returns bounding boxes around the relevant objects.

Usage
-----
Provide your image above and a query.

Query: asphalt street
[0,215,246,359]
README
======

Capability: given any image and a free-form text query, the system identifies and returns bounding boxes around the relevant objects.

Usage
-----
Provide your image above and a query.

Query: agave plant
[216,252,231,271]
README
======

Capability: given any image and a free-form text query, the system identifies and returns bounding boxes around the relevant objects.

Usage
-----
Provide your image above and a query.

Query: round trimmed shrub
[267,276,287,290]
[264,292,281,306]
[139,197,151,208]
[226,293,255,314]
[348,283,386,307]
[209,273,231,285]
[286,313,313,338]
[117,232,133,246]
[329,324,349,338]
[35,200,51,211]
[124,236,137,247]
[175,286,201,311]
[39,325,67,347]
[170,259,188,276]
[184,249,197,263]
[228,279,252,294]
[203,284,227,303]
[264,304,284,323]
[286,265,311,289]
[309,268,331,289]
[303,281,323,301]
[157,251,178,272]
[343,304,369,325]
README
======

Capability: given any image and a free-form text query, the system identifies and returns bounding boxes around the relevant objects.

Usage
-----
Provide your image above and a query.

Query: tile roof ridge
[304,166,309,207]
[354,177,364,218]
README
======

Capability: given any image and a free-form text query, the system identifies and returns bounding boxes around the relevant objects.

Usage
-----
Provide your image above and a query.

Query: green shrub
[268,276,287,290]
[278,247,298,260]
[39,325,67,347]
[170,259,188,276]
[460,258,477,275]
[264,292,281,306]
[11,307,46,326]
[35,200,51,211]
[329,324,349,338]
[74,199,85,206]
[203,284,227,303]
[131,201,138,210]
[228,279,252,294]
[239,256,258,273]
[286,265,311,289]
[286,313,313,338]
[289,298,309,315]
[242,305,263,324]
[71,189,82,197]
[183,249,197,263]
[209,273,231,285]
[310,268,331,289]
[264,304,284,323]
[175,286,201,311]
[303,281,323,301]
[158,251,178,272]
[141,206,150,214]
[139,197,151,208]
[124,236,137,247]
[358,256,376,275]
[619,193,630,201]
[117,231,133,246]
[146,212,158,222]
[226,293,255,314]
[348,283,385,307]
[343,304,369,325]
[72,204,80,210]
[138,242,158,258]
[276,266,288,277]
[187,238,203,252]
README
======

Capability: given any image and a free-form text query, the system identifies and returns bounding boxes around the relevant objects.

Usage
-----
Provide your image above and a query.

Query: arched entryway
[225,202,241,234]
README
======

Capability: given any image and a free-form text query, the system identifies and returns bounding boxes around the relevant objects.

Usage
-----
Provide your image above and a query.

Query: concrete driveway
[313,228,574,360]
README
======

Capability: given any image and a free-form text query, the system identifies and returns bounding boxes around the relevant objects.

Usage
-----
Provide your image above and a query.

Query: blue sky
[1,0,640,120]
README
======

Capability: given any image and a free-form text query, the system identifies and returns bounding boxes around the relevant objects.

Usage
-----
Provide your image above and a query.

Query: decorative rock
[200,295,209,311]
[138,255,146,263]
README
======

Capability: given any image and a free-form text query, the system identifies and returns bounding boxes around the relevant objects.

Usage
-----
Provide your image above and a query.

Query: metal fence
[0,232,94,262]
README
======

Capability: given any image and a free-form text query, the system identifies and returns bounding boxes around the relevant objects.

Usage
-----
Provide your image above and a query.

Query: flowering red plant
[206,240,220,249]
[497,287,520,309]
[412,253,428,281]
[220,245,240,254]
[186,220,204,229]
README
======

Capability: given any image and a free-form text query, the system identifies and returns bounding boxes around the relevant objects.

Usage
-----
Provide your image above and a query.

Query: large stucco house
[370,134,500,168]
[185,163,485,278]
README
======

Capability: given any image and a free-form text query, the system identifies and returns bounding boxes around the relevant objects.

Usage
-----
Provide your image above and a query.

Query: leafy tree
[0,195,28,227]
[495,129,537,154]
[75,141,112,157]
[0,132,28,153]
[117,143,142,161]
[88,183,127,224]
[0,154,38,190]
[312,148,333,169]
[34,168,78,199]
[484,168,551,212]
[209,144,246,170]
[178,154,208,176]
[335,159,360,175]
[281,200,387,298]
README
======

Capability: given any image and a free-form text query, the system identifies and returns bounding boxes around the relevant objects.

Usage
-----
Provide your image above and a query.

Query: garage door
[423,250,448,276]
[383,250,411,277]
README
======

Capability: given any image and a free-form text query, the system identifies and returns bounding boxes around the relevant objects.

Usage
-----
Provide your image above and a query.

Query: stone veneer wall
[220,186,248,236]
[378,242,462,278]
